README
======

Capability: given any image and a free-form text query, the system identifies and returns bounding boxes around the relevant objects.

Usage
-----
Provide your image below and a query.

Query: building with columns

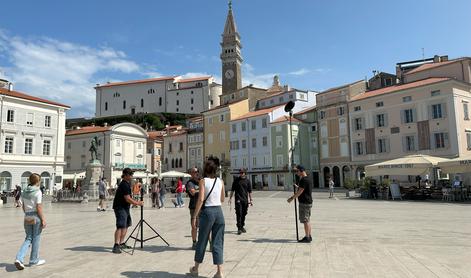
[0,81,69,194]
[64,123,148,187]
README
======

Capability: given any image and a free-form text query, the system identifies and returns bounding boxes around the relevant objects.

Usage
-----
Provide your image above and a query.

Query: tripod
[124,188,169,255]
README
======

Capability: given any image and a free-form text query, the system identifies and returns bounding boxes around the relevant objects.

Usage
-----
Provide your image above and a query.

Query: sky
[0,0,470,118]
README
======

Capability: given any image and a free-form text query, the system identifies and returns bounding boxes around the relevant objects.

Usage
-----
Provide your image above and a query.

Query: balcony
[114,163,147,170]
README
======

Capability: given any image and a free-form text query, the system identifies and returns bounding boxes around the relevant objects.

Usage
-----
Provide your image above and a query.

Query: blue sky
[0,0,470,117]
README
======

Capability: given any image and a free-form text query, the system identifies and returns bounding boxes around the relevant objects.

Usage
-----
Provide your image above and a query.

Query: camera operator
[112,168,144,254]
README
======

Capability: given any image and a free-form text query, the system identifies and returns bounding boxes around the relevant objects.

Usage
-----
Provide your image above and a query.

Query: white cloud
[242,63,277,88]
[0,33,140,117]
[288,68,311,76]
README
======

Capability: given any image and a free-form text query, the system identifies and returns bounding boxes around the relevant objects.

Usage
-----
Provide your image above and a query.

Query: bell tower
[221,0,243,95]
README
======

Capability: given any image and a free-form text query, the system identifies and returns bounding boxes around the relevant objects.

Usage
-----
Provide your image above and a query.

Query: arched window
[21,171,33,188]
[179,158,183,168]
[0,171,12,191]
[171,159,174,168]
[105,102,108,111]
[159,97,162,106]
[123,100,126,109]
[40,172,51,191]
[141,98,144,108]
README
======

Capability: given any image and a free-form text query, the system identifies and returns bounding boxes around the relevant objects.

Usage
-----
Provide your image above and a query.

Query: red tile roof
[66,126,111,136]
[272,116,304,124]
[177,76,212,83]
[95,76,176,88]
[404,59,465,75]
[350,77,451,102]
[231,105,285,121]
[148,131,165,140]
[0,88,70,108]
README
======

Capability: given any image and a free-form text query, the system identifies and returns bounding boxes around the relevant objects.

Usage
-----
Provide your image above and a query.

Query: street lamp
[284,100,299,241]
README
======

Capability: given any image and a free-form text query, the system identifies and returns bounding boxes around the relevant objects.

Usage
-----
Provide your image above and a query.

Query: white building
[64,123,148,187]
[0,81,70,194]
[95,76,222,117]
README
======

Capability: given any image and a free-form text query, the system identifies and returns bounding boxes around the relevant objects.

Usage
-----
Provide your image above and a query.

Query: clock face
[225,69,234,79]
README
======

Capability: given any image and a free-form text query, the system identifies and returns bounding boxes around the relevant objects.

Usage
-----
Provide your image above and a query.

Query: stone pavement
[1,191,471,278]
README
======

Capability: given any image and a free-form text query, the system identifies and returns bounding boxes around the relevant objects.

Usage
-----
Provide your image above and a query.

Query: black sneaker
[241,227,247,233]
[237,229,242,235]
[120,243,132,249]
[298,237,310,243]
[308,236,313,242]
[112,244,122,254]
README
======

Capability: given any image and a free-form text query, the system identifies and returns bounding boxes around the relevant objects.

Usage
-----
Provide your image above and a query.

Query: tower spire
[229,0,232,10]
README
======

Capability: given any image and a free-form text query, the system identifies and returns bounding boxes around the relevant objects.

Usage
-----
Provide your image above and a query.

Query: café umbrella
[437,155,471,173]
[365,155,449,177]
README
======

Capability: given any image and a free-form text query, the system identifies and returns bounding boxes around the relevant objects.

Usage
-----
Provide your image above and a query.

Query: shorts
[99,194,105,200]
[298,203,312,223]
[190,209,199,227]
[114,208,132,229]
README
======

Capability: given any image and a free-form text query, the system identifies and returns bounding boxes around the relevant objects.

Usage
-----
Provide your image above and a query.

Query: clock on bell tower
[221,1,242,95]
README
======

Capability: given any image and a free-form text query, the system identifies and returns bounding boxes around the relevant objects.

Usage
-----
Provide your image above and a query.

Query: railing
[54,189,115,202]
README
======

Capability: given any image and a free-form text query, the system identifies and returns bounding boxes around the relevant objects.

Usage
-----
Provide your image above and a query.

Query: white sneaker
[14,260,24,270]
[31,259,46,266]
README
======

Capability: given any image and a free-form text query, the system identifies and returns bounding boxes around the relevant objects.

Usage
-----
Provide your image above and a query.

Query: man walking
[112,168,143,254]
[328,177,335,198]
[287,165,313,243]
[229,169,253,235]
[186,167,200,249]
[97,178,107,211]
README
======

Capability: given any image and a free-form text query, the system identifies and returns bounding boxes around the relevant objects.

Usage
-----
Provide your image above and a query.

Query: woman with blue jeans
[15,173,47,270]
[189,156,225,278]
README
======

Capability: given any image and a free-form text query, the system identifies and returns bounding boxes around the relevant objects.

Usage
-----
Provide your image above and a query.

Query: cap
[295,165,305,172]
[122,168,134,176]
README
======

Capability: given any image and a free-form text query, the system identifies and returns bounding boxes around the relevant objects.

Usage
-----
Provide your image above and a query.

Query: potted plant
[359,177,372,198]
[344,178,357,197]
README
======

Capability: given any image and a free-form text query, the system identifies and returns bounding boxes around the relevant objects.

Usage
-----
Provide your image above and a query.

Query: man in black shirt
[112,168,144,254]
[229,168,253,235]
[186,167,200,250]
[287,165,313,243]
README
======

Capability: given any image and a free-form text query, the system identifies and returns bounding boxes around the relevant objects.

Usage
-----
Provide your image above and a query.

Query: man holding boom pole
[287,165,313,243]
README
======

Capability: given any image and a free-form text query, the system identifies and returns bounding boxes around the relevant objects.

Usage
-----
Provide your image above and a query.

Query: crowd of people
[12,158,314,276]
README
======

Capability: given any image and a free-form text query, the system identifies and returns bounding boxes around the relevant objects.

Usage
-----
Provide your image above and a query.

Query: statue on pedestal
[89,136,99,162]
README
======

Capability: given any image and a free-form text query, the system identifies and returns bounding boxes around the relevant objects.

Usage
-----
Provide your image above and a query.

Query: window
[434,133,448,149]
[405,135,415,151]
[43,140,51,155]
[123,101,126,109]
[220,114,224,122]
[403,96,412,102]
[378,138,388,153]
[376,114,386,127]
[252,138,257,148]
[432,104,443,119]
[66,156,71,169]
[464,103,469,120]
[138,142,142,149]
[24,138,33,154]
[45,116,51,127]
[219,131,225,141]
[354,118,363,131]
[319,111,325,119]
[279,97,284,102]
[276,136,283,148]
[403,109,414,123]
[176,100,179,106]
[116,139,121,147]
[355,142,364,155]
[241,122,246,131]
[105,102,108,111]
[141,98,144,108]
[241,139,247,149]
[262,136,268,146]
[276,155,284,167]
[67,142,71,149]
[391,127,400,134]
[232,124,237,133]
[169,143,172,153]
[431,90,441,97]
[337,106,345,115]
[270,99,275,104]
[276,125,282,132]
[191,98,194,104]
[311,125,317,132]
[171,159,175,168]
[262,118,267,128]
[467,132,471,150]
[7,110,14,122]
[26,113,33,126]
[354,106,361,111]
[252,157,257,167]
[251,120,256,130]
[208,117,213,125]
[376,101,384,107]
[208,134,213,144]
[159,97,162,106]
[82,141,86,148]
[289,94,294,99]
[81,155,86,168]
[179,142,183,151]
[4,137,13,153]
[148,89,155,94]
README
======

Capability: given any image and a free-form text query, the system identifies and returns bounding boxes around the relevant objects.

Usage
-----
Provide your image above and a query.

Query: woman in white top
[14,173,47,270]
[189,156,225,278]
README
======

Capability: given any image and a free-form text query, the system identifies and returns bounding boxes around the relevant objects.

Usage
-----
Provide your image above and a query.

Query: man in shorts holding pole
[112,168,143,254]
[186,167,200,250]
[287,165,313,243]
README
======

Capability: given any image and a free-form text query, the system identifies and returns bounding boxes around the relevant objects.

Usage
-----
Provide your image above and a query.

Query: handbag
[202,178,218,210]
[24,216,37,225]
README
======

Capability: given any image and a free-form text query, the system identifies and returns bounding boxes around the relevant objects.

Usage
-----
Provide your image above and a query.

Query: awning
[437,155,471,173]
[159,171,191,178]
[365,155,449,176]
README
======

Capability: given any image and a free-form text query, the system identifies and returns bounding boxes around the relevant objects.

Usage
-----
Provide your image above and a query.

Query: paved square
[1,192,471,278]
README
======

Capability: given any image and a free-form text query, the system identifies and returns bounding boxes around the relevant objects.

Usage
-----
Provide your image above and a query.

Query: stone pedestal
[81,160,103,203]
